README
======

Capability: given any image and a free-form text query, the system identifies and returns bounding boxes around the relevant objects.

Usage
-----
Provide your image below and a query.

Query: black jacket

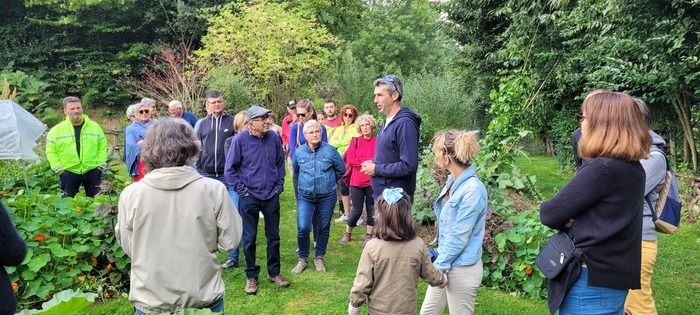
[540,157,644,313]
[0,201,27,315]
[194,113,235,177]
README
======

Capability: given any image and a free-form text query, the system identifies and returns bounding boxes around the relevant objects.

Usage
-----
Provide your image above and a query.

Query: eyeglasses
[297,113,307,117]
[251,115,269,122]
[138,109,150,114]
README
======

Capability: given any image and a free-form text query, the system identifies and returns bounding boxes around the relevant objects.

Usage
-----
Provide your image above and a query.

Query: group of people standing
[4,75,664,315]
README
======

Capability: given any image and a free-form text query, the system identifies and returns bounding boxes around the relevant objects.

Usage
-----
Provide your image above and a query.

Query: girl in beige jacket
[348,188,446,315]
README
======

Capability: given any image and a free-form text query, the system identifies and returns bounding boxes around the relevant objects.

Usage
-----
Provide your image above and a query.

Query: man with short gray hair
[167,100,198,127]
[361,75,421,201]
[225,105,289,294]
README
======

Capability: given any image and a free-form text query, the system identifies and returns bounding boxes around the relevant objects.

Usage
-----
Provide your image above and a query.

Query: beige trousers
[625,240,658,315]
[420,260,483,315]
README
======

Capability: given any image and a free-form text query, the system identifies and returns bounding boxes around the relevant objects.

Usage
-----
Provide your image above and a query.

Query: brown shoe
[314,257,326,272]
[268,275,290,288]
[245,278,257,295]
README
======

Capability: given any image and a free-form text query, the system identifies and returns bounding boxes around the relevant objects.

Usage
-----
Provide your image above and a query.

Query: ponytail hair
[432,129,480,167]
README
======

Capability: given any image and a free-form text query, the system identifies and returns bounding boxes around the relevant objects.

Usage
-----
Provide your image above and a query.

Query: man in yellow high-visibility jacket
[46,96,108,197]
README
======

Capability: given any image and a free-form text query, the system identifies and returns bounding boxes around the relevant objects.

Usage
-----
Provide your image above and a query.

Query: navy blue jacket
[182,111,198,128]
[224,130,285,200]
[0,202,27,315]
[371,107,421,198]
[195,113,235,177]
[292,142,345,196]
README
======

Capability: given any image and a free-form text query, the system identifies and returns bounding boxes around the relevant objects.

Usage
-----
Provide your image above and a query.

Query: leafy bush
[550,108,579,168]
[0,67,51,112]
[1,160,129,307]
[17,289,97,315]
[482,207,552,299]
[403,71,480,147]
[201,65,256,115]
[412,150,445,225]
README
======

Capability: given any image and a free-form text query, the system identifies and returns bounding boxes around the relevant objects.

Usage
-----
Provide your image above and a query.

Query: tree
[195,1,339,111]
[349,0,454,78]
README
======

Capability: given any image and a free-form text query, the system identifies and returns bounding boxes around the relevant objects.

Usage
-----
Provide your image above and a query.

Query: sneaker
[291,259,308,274]
[245,278,258,295]
[339,232,351,244]
[221,258,239,269]
[268,275,290,288]
[335,214,349,223]
[314,257,326,272]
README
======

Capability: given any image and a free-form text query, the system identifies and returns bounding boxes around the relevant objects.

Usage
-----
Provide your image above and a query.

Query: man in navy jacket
[361,75,421,201]
[225,105,289,295]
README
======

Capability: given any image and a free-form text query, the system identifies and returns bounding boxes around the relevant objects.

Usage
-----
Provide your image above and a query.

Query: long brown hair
[578,90,651,161]
[373,191,416,241]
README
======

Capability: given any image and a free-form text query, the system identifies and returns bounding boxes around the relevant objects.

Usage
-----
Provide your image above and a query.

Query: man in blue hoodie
[361,75,421,201]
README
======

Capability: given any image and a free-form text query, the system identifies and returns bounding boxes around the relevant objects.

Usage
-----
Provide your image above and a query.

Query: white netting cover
[0,100,47,159]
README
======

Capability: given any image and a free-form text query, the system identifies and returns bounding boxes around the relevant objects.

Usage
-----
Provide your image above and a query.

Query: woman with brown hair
[540,90,651,315]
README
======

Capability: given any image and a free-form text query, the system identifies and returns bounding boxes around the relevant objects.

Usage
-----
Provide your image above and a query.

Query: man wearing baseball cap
[225,105,289,294]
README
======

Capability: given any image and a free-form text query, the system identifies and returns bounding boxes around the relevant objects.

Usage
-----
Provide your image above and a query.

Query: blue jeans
[227,187,242,260]
[240,194,281,279]
[134,297,223,314]
[296,192,336,259]
[558,267,627,315]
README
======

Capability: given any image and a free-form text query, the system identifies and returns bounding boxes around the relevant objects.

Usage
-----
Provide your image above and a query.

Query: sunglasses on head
[382,75,400,94]
[138,109,150,114]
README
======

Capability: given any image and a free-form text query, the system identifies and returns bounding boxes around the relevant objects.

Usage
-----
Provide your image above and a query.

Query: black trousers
[59,168,102,197]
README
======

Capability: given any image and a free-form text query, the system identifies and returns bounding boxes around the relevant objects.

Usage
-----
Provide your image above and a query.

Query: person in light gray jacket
[117,119,241,314]
[625,100,667,315]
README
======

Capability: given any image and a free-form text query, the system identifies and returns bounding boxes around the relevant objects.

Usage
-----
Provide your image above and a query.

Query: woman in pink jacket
[340,114,377,245]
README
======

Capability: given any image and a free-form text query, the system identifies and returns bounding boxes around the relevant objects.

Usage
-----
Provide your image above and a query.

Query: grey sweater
[641,131,667,241]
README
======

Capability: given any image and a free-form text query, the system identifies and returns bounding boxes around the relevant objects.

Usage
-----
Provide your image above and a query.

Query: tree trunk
[672,94,697,172]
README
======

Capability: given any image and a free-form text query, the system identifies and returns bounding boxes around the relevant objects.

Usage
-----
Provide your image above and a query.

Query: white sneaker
[334,214,349,223]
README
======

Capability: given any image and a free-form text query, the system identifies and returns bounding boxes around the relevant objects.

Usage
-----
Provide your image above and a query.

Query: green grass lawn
[84,156,699,314]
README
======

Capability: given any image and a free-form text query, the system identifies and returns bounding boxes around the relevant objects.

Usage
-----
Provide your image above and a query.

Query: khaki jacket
[116,166,241,313]
[350,237,444,315]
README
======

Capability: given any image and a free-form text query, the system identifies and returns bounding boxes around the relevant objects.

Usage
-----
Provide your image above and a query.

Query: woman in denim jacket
[420,129,488,315]
[292,120,345,273]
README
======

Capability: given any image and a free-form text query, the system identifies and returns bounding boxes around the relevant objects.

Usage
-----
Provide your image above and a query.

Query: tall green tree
[195,1,339,111]
[349,0,455,77]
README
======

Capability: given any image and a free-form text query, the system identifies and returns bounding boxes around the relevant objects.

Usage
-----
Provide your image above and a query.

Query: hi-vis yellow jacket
[46,115,108,174]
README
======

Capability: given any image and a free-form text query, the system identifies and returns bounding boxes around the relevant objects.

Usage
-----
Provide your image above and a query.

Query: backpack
[644,147,682,234]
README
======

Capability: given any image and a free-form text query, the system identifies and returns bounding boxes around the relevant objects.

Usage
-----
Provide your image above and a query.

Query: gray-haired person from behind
[116,118,241,314]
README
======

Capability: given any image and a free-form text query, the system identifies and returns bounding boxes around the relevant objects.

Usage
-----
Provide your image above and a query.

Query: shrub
[482,207,552,299]
[0,68,51,112]
[550,108,579,168]
[412,150,446,225]
[403,72,480,147]
[1,160,129,307]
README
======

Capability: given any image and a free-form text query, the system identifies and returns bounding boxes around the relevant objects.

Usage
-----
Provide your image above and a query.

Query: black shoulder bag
[535,231,579,279]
